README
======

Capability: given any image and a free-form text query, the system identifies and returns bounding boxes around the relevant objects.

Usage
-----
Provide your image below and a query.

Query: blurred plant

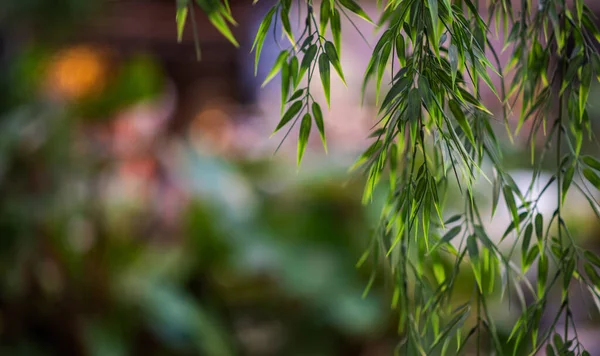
[180,0,600,354]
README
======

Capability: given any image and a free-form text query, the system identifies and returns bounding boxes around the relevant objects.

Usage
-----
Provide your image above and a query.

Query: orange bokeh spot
[45,45,108,100]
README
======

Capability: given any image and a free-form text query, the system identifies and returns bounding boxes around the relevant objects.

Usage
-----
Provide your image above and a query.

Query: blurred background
[2,0,600,355]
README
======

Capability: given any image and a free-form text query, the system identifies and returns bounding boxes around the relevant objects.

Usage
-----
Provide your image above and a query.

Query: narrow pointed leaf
[262,51,289,87]
[252,7,277,75]
[207,12,239,47]
[584,168,600,190]
[324,41,346,85]
[176,1,189,42]
[298,113,312,165]
[449,99,475,145]
[338,0,373,23]
[320,0,331,35]
[319,53,331,107]
[299,44,317,82]
[312,102,327,152]
[274,100,303,133]
[331,10,342,56]
[583,155,600,171]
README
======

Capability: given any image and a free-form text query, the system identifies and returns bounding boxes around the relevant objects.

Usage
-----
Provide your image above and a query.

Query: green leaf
[524,247,539,272]
[262,51,289,87]
[521,224,533,268]
[427,0,439,51]
[564,258,576,295]
[324,41,346,85]
[585,250,600,269]
[379,76,411,114]
[430,226,461,253]
[299,44,318,81]
[583,155,600,171]
[448,44,458,86]
[407,88,421,120]
[176,1,189,43]
[535,213,543,240]
[583,168,600,190]
[503,187,520,233]
[319,53,331,107]
[444,215,462,225]
[280,10,295,46]
[206,12,239,48]
[584,262,600,289]
[288,88,305,103]
[580,63,592,120]
[562,165,574,204]
[298,113,312,165]
[312,102,327,152]
[273,100,303,133]
[280,60,291,111]
[429,305,470,351]
[289,56,299,88]
[538,254,548,297]
[395,35,406,66]
[467,235,482,291]
[338,0,373,23]
[448,99,475,146]
[492,171,501,217]
[320,0,331,35]
[389,143,397,192]
[553,334,564,351]
[331,10,342,56]
[376,43,392,104]
[252,7,276,75]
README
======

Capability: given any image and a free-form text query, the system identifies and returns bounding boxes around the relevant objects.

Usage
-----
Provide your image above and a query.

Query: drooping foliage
[177,0,600,354]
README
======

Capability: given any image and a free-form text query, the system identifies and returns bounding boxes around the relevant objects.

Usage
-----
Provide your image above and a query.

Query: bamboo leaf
[535,213,543,240]
[289,56,299,88]
[580,63,592,120]
[585,250,600,269]
[312,102,327,152]
[176,1,189,42]
[262,50,289,87]
[583,155,600,171]
[299,44,318,81]
[280,10,295,46]
[562,164,575,204]
[585,262,600,289]
[448,99,475,146]
[331,10,342,56]
[324,41,346,85]
[252,7,277,75]
[427,0,439,53]
[503,187,520,234]
[521,224,533,268]
[376,42,392,104]
[273,100,303,133]
[584,168,600,190]
[430,226,461,253]
[298,113,312,165]
[396,34,405,66]
[319,53,331,107]
[320,0,331,35]
[206,11,239,47]
[280,59,291,111]
[449,44,458,86]
[287,88,305,103]
[338,0,373,23]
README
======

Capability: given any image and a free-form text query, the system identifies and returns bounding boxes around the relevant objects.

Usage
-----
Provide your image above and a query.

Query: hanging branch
[177,0,600,353]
